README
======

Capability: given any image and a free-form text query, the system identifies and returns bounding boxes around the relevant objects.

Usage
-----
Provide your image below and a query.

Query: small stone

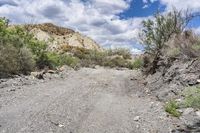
[136,125,140,128]
[175,99,182,102]
[183,108,194,115]
[58,124,64,128]
[150,102,154,108]
[9,89,16,92]
[48,70,56,74]
[177,109,184,113]
[197,79,200,83]
[196,111,200,117]
[133,116,140,121]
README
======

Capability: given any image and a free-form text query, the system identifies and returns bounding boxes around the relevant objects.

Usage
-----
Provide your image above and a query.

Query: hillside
[25,23,103,51]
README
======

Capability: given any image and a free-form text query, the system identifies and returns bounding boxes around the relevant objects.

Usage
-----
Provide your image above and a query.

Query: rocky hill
[25,23,103,51]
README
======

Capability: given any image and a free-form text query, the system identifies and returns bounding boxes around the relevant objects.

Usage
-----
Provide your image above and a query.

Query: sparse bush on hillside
[172,31,200,59]
[180,86,200,109]
[0,17,68,77]
[59,54,80,68]
[128,58,144,70]
[60,45,135,69]
[18,48,36,74]
[165,100,181,117]
[140,9,197,74]
[103,56,128,68]
[0,17,137,78]
[106,48,132,60]
[0,18,36,77]
[165,86,200,117]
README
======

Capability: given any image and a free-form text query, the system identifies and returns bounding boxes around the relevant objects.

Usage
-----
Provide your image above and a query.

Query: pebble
[58,124,64,128]
[196,111,200,117]
[134,116,140,121]
[182,108,194,115]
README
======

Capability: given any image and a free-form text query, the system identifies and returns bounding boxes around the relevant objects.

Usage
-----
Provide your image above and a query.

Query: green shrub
[102,56,128,68]
[18,48,35,74]
[0,43,35,77]
[180,86,200,109]
[106,48,132,60]
[128,58,143,69]
[140,9,197,74]
[59,54,80,68]
[166,48,181,58]
[0,18,36,77]
[165,100,181,117]
[45,52,80,69]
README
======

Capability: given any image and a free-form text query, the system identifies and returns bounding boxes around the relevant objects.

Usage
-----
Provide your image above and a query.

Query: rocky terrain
[144,58,200,132]
[145,58,200,101]
[25,23,103,51]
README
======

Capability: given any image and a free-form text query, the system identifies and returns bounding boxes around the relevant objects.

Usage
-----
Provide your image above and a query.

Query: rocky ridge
[25,23,103,51]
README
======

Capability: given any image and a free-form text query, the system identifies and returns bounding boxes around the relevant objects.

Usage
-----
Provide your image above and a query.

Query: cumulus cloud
[1,0,199,54]
[160,0,200,12]
[0,0,143,53]
[0,0,17,6]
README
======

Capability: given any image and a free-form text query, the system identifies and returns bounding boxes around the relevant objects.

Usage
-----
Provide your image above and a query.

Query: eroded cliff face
[25,23,103,51]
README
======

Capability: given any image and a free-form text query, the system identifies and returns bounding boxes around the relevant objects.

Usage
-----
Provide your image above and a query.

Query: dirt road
[0,68,179,133]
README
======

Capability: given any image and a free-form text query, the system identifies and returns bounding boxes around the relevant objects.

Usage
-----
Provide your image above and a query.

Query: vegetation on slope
[140,9,200,74]
[0,17,140,78]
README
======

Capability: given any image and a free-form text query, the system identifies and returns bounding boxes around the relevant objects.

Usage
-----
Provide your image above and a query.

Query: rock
[31,71,45,79]
[145,59,200,102]
[58,124,64,128]
[95,65,101,69]
[180,108,200,131]
[133,116,140,121]
[26,23,103,52]
[47,70,56,74]
[182,108,194,115]
[9,89,16,92]
[196,111,200,117]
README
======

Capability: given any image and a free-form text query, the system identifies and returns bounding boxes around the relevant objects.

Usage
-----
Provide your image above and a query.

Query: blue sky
[120,0,165,18]
[0,0,200,53]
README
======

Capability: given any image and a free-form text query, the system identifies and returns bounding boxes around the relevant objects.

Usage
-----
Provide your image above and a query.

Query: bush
[165,86,200,117]
[165,100,181,117]
[180,86,200,109]
[164,31,200,60]
[128,58,143,70]
[45,52,80,69]
[140,9,197,74]
[59,54,80,68]
[0,44,35,77]
[102,56,128,68]
[0,18,36,77]
[106,48,132,60]
[18,48,35,74]
[60,45,133,69]
[0,43,20,77]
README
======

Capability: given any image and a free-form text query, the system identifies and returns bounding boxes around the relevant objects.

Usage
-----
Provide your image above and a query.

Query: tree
[140,9,197,74]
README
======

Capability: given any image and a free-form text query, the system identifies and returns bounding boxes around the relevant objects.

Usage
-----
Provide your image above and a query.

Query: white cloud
[142,0,148,4]
[160,0,200,12]
[194,27,200,34]
[142,4,149,9]
[0,0,143,54]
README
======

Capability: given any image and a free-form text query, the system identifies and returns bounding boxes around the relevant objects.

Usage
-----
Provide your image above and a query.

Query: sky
[0,0,200,54]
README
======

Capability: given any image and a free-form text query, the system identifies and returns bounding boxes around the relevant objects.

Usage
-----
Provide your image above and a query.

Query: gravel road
[0,68,180,133]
